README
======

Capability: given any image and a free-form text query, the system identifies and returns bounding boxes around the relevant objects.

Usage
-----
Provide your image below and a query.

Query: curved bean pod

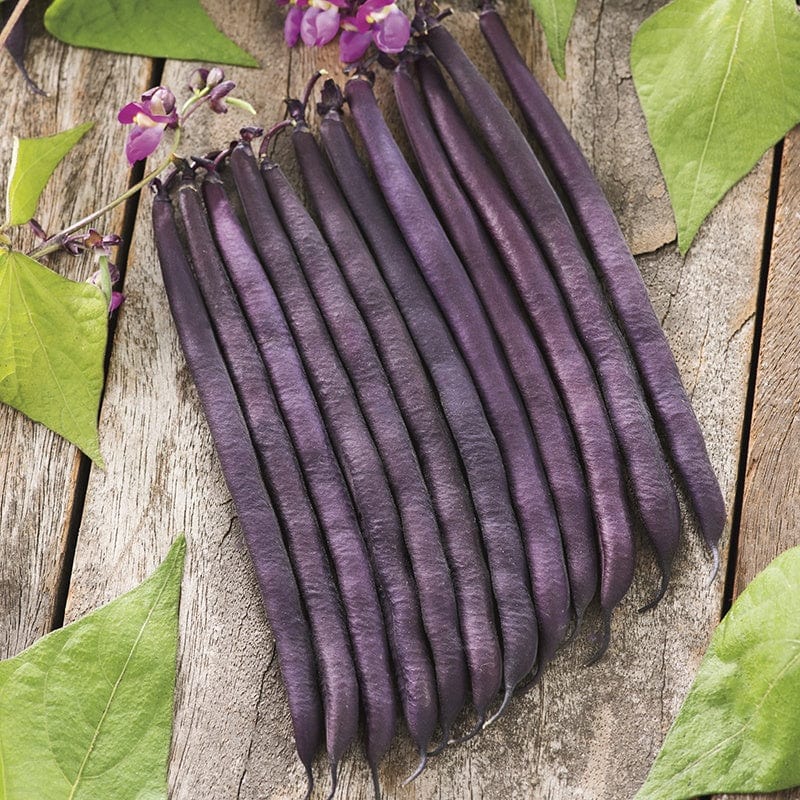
[415,56,635,636]
[231,143,437,774]
[423,23,682,600]
[398,66,597,625]
[342,77,537,716]
[297,105,500,727]
[479,6,725,561]
[225,145,398,787]
[152,186,322,797]
[178,174,359,781]
[320,89,503,724]
[391,62,571,669]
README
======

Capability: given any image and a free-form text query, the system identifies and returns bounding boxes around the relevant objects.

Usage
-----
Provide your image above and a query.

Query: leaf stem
[27,129,182,259]
[0,0,31,52]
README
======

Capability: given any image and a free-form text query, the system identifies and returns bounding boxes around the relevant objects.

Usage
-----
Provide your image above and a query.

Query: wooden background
[1,0,797,797]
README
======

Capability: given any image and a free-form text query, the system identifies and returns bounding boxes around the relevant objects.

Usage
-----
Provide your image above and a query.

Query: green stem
[27,129,181,260]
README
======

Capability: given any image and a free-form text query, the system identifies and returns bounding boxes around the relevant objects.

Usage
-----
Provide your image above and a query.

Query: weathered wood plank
[715,128,800,800]
[65,2,770,799]
[0,27,151,658]
[734,128,800,595]
[63,4,305,799]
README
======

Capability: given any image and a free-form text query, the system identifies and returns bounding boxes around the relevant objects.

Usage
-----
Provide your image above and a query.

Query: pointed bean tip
[402,748,428,786]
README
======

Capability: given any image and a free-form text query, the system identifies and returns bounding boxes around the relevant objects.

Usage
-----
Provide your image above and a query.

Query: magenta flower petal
[339,29,372,62]
[118,101,144,124]
[301,5,340,47]
[125,123,165,164]
[299,6,320,45]
[373,6,410,53]
[285,5,304,46]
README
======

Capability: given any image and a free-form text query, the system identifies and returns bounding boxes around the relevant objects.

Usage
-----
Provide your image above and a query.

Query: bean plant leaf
[0,535,185,800]
[0,250,108,465]
[5,122,93,227]
[635,545,800,800]
[530,0,577,79]
[44,0,258,67]
[630,0,800,254]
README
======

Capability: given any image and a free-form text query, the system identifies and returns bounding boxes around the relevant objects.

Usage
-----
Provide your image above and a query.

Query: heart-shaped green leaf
[0,250,108,465]
[635,545,800,799]
[530,0,577,79]
[0,535,185,800]
[44,0,258,67]
[631,0,800,253]
[5,122,93,227]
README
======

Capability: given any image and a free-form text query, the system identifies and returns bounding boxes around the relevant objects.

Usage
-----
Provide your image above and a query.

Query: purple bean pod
[318,86,503,727]
[390,61,572,670]
[342,76,537,717]
[423,22,682,604]
[221,145,400,789]
[399,62,598,626]
[289,116,468,745]
[177,172,359,785]
[414,55,635,642]
[479,6,725,563]
[230,142,437,776]
[152,186,322,797]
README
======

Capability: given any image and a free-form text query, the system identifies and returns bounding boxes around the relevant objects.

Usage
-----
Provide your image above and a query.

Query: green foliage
[0,536,186,800]
[631,0,800,253]
[5,122,93,227]
[0,250,108,465]
[636,545,800,799]
[44,0,258,67]
[530,0,577,79]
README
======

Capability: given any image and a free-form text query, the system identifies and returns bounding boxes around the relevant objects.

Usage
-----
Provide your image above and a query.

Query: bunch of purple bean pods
[152,9,725,799]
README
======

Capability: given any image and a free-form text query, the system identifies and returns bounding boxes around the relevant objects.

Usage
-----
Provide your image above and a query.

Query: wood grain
[63,1,770,799]
[713,128,800,800]
[0,24,151,658]
[63,4,307,800]
[734,127,800,596]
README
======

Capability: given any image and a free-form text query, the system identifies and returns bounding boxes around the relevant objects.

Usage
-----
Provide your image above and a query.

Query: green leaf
[0,536,185,800]
[5,122,93,227]
[44,0,258,67]
[631,0,800,253]
[0,250,108,465]
[530,0,577,79]
[635,545,800,800]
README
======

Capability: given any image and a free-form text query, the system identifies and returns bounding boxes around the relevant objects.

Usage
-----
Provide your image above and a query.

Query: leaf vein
[685,0,749,226]
[64,563,175,798]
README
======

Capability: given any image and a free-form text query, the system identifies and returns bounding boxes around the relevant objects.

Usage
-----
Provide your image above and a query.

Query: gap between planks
[50,58,165,631]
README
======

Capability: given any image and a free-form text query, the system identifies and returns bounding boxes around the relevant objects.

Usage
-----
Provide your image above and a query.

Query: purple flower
[300,4,341,47]
[341,0,410,62]
[118,86,178,164]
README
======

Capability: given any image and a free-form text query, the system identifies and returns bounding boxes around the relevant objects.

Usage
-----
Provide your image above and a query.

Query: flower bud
[208,80,236,113]
[206,67,225,87]
[188,68,209,91]
[147,86,177,117]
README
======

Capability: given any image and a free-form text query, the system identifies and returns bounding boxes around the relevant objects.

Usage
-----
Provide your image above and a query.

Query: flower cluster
[279,0,412,63]
[117,68,254,165]
[117,86,179,165]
